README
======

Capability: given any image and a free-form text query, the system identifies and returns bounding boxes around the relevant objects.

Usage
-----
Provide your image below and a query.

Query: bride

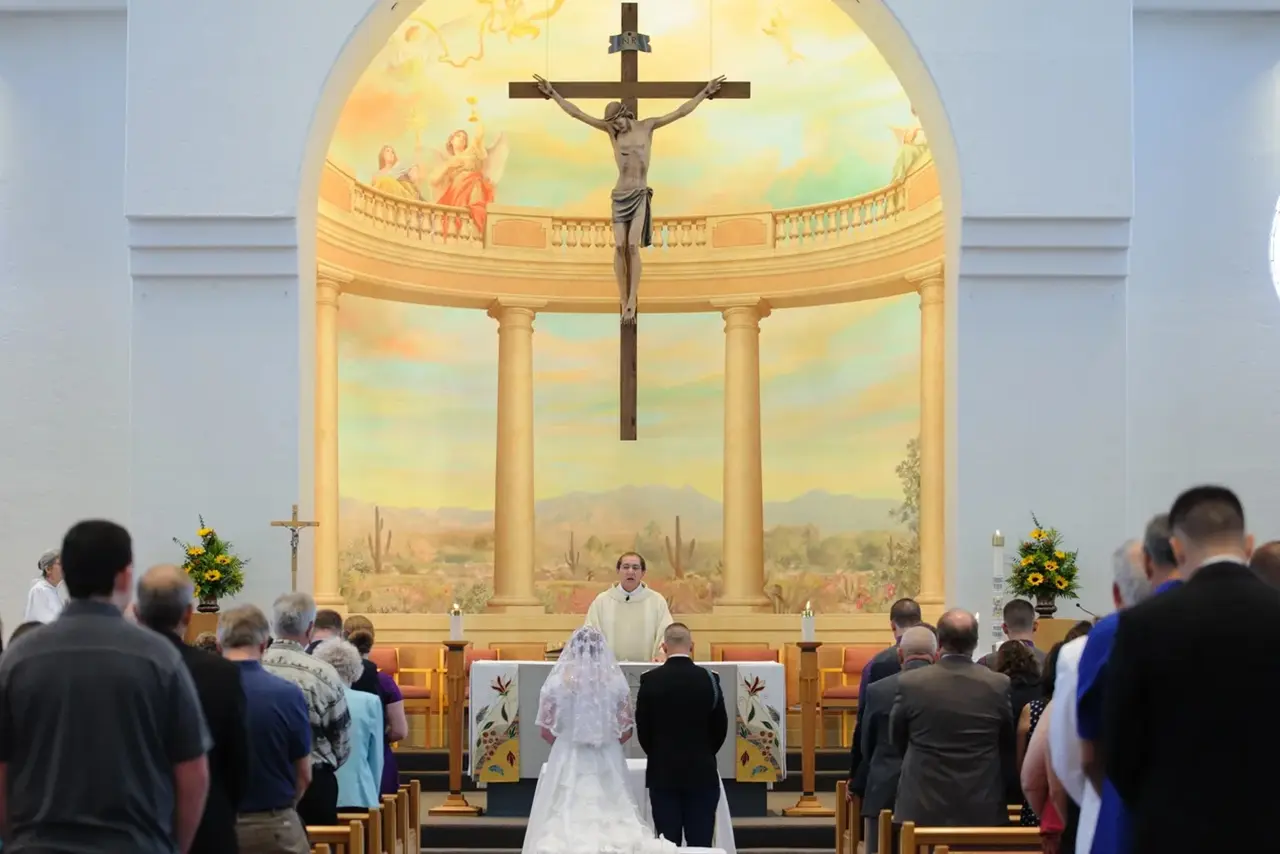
[522,626,678,854]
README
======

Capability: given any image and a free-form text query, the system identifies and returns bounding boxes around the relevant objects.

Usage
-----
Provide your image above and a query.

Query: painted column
[714,299,772,613]
[915,265,946,607]
[313,268,347,607]
[486,299,546,612]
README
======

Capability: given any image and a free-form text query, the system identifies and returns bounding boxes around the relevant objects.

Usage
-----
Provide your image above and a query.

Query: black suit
[164,633,249,854]
[635,656,728,847]
[1104,561,1280,854]
[859,659,929,851]
[848,644,899,793]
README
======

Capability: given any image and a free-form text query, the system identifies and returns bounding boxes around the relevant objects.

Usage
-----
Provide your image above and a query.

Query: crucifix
[509,2,751,441]
[270,504,319,592]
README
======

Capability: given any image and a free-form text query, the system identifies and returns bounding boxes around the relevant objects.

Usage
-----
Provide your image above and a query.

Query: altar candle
[449,603,463,640]
[801,601,816,642]
[992,530,1007,642]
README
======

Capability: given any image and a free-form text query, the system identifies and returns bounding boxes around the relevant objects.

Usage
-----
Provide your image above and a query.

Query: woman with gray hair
[23,549,65,624]
[312,639,384,810]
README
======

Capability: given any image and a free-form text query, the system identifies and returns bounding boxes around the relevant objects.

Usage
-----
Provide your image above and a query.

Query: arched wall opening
[293,0,962,621]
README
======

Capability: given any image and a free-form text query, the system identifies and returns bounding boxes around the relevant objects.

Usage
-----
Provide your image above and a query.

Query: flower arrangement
[1007,515,1080,603]
[173,518,247,609]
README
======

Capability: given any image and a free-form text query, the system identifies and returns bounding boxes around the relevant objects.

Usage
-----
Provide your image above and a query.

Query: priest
[584,551,674,662]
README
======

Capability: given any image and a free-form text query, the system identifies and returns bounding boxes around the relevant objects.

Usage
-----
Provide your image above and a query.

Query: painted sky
[328,0,915,214]
[338,295,920,510]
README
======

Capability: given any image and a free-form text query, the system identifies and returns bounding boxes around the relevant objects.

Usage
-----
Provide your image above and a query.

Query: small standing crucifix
[509,2,751,440]
[270,504,319,592]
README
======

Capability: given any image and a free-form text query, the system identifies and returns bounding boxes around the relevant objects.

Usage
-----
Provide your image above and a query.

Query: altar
[469,660,786,817]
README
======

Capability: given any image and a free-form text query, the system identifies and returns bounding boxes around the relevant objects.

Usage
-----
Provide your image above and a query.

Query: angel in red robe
[427,123,509,236]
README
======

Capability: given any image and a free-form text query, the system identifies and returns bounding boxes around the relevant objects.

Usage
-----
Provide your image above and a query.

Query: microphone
[1076,603,1100,620]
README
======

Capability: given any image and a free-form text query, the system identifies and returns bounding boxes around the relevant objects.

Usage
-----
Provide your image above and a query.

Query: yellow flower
[1030,528,1044,540]
[197,527,214,537]
[1055,576,1069,590]
[1026,572,1045,587]
[187,546,205,557]
[1045,560,1059,572]
[1020,556,1034,567]
[214,554,231,566]
[1055,551,1066,560]
[203,569,222,582]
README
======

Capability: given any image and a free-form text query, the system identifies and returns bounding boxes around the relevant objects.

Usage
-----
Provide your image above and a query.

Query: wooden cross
[270,504,319,592]
[509,2,751,440]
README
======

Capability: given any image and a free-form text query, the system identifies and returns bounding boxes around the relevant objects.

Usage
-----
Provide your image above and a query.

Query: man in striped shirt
[263,592,351,826]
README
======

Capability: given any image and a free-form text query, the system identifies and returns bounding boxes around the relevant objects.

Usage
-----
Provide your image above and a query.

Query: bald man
[137,565,249,854]
[891,609,1014,827]
[858,625,937,851]
[1249,540,1280,588]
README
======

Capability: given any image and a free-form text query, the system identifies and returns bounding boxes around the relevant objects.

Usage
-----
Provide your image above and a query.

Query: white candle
[449,603,463,640]
[991,530,1006,642]
[801,601,815,642]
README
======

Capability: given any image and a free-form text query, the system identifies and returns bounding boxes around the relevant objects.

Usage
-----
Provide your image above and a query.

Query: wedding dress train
[522,737,677,854]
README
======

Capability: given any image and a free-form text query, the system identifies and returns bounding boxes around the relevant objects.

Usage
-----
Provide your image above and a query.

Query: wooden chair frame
[397,780,421,852]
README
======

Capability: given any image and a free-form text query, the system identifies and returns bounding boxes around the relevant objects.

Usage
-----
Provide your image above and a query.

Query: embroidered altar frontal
[469,661,786,784]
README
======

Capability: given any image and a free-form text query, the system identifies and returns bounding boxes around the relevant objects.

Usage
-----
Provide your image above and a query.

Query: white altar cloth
[534,758,735,854]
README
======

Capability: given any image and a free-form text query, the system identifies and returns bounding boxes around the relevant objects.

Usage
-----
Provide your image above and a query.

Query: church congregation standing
[4,487,1280,853]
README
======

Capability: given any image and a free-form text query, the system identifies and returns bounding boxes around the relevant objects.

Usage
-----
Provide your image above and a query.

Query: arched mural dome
[327,0,924,219]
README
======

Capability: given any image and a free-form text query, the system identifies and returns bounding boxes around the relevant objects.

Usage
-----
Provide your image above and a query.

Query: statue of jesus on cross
[533,73,724,323]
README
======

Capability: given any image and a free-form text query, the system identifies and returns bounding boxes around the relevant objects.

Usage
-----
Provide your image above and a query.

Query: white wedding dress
[522,627,678,854]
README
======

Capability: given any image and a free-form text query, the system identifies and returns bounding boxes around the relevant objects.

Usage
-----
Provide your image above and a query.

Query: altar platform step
[418,789,839,853]
[397,748,850,794]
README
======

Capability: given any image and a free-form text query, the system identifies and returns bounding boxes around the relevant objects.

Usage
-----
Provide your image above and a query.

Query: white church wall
[116,0,1138,615]
[0,10,130,637]
[1128,12,1280,544]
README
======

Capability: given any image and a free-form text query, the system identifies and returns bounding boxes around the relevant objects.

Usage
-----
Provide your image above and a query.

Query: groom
[635,623,727,847]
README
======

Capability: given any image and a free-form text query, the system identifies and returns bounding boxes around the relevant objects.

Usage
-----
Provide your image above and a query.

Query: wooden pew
[398,781,421,852]
[306,819,365,854]
[835,779,863,854]
[379,794,398,854]
[395,787,410,853]
[336,805,382,854]
[312,846,331,854]
[898,821,1041,852]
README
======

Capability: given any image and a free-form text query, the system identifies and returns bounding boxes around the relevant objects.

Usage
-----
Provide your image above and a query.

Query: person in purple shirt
[1076,514,1181,854]
[346,627,408,795]
[848,598,922,795]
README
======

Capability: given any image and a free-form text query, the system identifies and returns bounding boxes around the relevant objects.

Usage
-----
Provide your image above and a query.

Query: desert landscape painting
[337,298,921,614]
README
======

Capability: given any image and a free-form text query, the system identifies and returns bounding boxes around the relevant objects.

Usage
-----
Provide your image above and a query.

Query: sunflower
[1026,572,1045,587]
[1045,560,1059,572]
[203,569,222,583]
[1020,556,1035,567]
[1055,576,1069,590]
[197,527,214,537]
[186,546,205,557]
[214,554,232,566]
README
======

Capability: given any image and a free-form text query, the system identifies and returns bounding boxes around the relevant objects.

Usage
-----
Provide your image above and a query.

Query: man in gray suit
[891,609,1015,827]
[975,599,1046,672]
[860,625,938,852]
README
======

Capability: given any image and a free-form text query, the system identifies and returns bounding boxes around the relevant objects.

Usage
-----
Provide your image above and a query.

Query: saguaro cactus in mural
[664,516,696,579]
[368,506,393,573]
[565,531,581,574]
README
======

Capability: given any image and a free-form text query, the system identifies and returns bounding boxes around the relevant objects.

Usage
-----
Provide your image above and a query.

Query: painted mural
[337,296,921,614]
[327,0,923,217]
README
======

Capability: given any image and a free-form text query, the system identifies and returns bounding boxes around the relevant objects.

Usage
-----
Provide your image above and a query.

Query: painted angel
[370,145,424,200]
[891,106,930,182]
[427,123,509,233]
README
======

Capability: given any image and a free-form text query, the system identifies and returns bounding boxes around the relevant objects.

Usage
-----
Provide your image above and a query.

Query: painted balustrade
[335,158,927,257]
